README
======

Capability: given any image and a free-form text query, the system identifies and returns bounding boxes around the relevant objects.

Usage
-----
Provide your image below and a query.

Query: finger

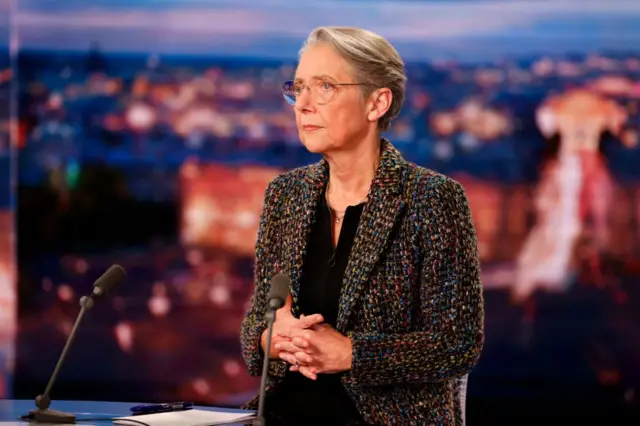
[288,328,314,342]
[278,353,297,365]
[283,293,293,309]
[274,332,292,341]
[292,337,309,349]
[274,341,304,353]
[273,333,291,341]
[289,364,316,373]
[293,351,313,364]
[298,366,317,380]
[289,364,317,374]
[301,314,324,328]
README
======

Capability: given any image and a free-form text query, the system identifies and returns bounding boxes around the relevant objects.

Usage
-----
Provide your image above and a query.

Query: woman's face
[293,43,377,155]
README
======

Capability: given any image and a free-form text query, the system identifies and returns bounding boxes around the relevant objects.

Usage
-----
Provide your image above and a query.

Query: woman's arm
[239,179,288,378]
[347,177,484,387]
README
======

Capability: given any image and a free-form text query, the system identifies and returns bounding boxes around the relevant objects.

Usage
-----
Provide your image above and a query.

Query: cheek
[322,104,365,136]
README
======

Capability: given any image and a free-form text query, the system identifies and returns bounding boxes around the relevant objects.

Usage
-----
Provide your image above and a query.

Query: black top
[265,189,367,425]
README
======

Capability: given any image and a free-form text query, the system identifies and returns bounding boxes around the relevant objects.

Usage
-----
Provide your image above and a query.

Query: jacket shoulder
[265,164,313,195]
[261,164,316,214]
[403,163,467,204]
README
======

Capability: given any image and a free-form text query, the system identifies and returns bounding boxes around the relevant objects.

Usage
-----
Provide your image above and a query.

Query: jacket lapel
[285,159,328,316]
[336,140,407,332]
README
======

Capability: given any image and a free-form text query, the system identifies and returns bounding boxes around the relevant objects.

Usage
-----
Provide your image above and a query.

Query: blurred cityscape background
[0,0,14,403]
[2,0,640,423]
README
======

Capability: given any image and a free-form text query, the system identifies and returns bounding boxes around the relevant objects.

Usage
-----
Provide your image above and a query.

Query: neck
[324,133,381,197]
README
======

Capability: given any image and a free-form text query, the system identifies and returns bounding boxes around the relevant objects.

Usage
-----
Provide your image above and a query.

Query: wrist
[263,327,287,360]
[260,328,275,359]
[260,328,267,353]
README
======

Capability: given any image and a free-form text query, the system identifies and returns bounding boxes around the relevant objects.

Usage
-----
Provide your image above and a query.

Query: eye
[293,84,304,95]
[320,81,335,91]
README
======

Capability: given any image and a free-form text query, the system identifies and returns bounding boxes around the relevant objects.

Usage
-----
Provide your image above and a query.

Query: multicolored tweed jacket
[240,139,485,425]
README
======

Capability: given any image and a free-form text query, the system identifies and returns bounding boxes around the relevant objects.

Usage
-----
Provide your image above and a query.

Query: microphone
[92,264,126,297]
[266,273,289,315]
[256,273,290,425]
[197,269,289,426]
[23,264,127,424]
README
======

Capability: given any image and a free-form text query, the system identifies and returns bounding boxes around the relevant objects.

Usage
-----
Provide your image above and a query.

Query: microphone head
[93,264,127,297]
[268,273,290,309]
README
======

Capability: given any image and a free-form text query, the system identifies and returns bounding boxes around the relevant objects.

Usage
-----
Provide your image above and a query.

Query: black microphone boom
[23,264,127,423]
[256,273,290,426]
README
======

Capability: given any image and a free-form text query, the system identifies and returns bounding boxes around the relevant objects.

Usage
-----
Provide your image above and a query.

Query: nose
[295,87,315,114]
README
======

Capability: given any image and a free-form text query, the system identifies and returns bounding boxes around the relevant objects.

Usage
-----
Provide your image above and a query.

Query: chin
[299,133,332,154]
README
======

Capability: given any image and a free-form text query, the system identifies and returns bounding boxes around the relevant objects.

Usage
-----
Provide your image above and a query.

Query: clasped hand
[263,295,352,380]
[275,322,353,380]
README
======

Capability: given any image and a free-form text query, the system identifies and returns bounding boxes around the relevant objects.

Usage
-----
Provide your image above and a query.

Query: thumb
[283,293,293,309]
[277,293,293,317]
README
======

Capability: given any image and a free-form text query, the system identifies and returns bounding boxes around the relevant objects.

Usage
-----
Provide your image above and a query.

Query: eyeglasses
[282,79,368,106]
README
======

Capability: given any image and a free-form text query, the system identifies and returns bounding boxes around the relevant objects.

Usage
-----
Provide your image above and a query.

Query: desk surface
[0,399,253,425]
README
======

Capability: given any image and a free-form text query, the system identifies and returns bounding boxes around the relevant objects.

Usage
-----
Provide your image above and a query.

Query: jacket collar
[303,137,405,198]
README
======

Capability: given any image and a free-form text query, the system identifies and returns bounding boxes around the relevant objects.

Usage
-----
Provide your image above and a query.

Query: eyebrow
[293,75,338,83]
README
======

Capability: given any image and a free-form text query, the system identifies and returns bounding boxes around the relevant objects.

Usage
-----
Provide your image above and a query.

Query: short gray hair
[300,26,407,132]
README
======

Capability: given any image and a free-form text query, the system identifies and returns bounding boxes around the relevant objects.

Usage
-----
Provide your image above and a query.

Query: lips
[302,125,322,131]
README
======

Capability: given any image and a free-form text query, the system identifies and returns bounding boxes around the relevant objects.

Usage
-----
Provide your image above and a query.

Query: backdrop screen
[8,0,640,412]
[0,0,14,400]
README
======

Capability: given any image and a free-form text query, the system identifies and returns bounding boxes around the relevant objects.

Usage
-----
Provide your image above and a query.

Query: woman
[240,26,484,425]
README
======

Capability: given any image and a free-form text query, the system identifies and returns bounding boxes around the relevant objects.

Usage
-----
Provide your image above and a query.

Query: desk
[0,399,254,425]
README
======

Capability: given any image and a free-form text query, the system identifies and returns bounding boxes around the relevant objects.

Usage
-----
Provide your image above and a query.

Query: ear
[366,88,393,123]
[536,104,557,138]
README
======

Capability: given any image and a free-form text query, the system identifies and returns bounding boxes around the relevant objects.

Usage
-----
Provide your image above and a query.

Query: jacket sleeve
[346,177,485,387]
[239,179,288,378]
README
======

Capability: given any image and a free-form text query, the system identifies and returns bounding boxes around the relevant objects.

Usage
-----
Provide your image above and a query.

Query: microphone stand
[24,295,96,423]
[255,308,278,426]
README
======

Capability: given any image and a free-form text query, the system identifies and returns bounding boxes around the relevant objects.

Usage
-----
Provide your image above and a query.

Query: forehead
[294,43,353,82]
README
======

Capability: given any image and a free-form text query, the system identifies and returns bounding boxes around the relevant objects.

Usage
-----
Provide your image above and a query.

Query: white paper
[114,409,256,426]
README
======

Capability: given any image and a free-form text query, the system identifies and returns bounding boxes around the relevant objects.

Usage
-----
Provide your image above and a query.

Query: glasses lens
[282,80,296,105]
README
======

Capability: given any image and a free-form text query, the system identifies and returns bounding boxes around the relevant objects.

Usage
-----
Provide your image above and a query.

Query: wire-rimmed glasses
[282,79,368,106]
